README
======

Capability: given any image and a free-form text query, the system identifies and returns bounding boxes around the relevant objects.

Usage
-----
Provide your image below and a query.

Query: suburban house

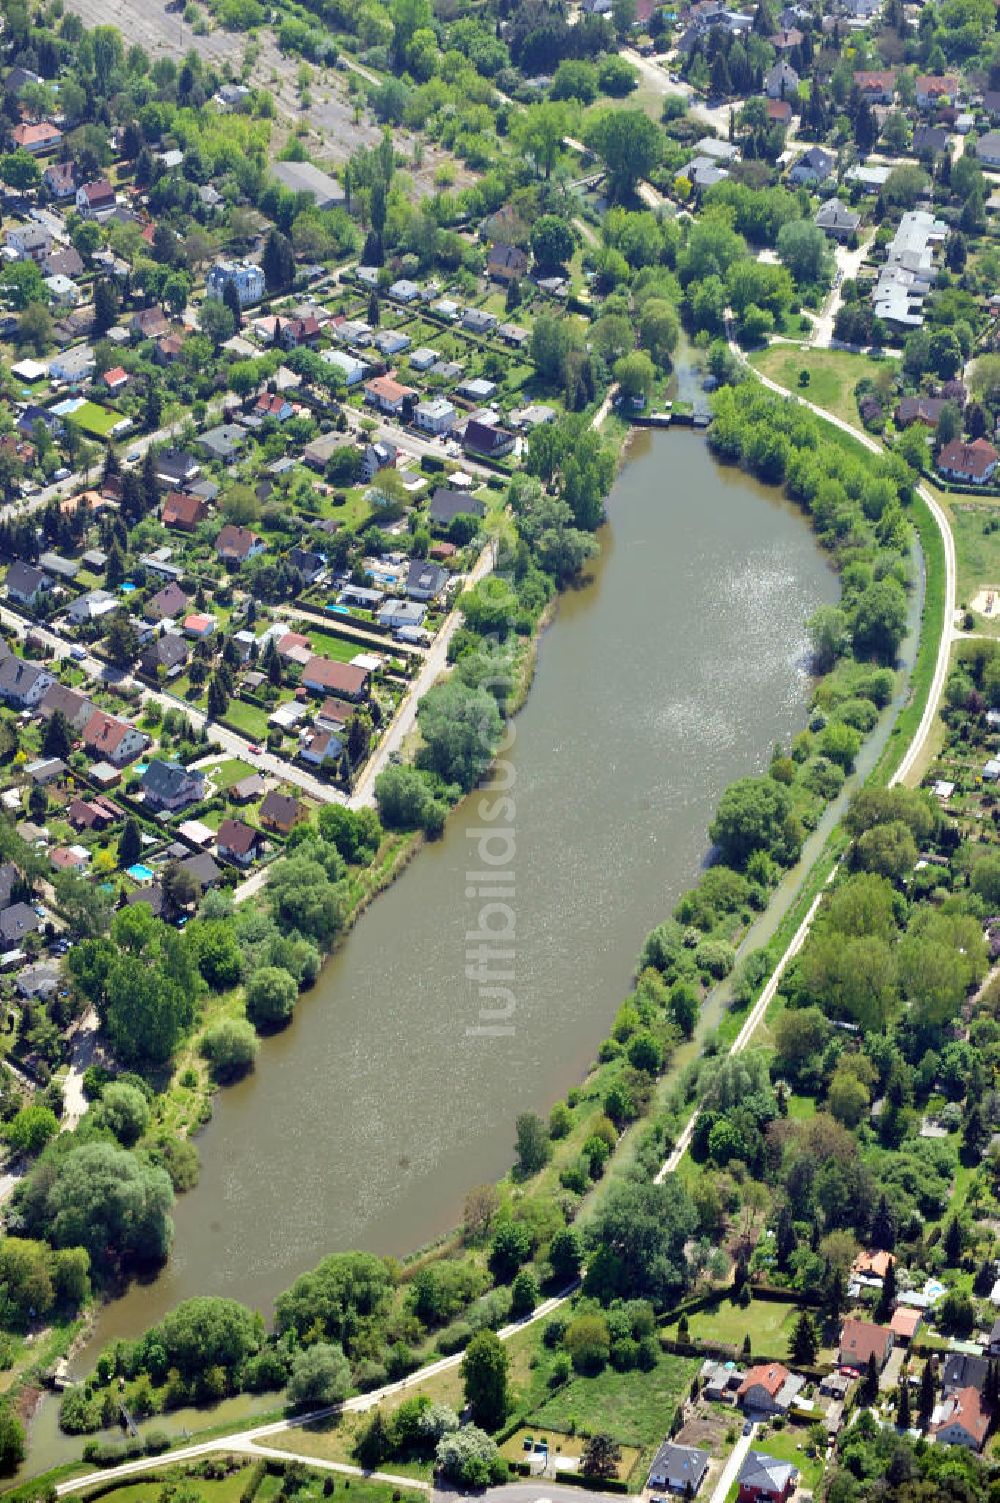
[206,260,265,307]
[321,350,367,387]
[737,1363,804,1416]
[141,760,206,814]
[301,656,370,700]
[259,789,307,835]
[931,1387,991,1450]
[942,1353,990,1396]
[872,210,947,329]
[66,589,117,625]
[462,307,497,335]
[647,1441,710,1496]
[216,524,266,565]
[937,437,1000,485]
[405,560,449,601]
[254,392,294,422]
[429,488,486,529]
[838,1318,894,1373]
[82,710,149,767]
[140,633,189,678]
[147,581,189,620]
[737,1451,799,1503]
[184,613,216,639]
[5,224,52,262]
[361,441,397,482]
[415,398,457,434]
[7,561,52,608]
[155,449,200,489]
[379,599,426,632]
[0,656,53,709]
[895,396,949,428]
[851,1249,895,1283]
[43,160,76,198]
[271,159,345,208]
[70,796,118,834]
[75,178,116,217]
[913,124,949,155]
[0,902,41,947]
[132,306,172,341]
[162,491,207,531]
[916,72,959,108]
[364,375,417,417]
[765,60,799,98]
[889,1307,923,1345]
[288,547,326,585]
[487,242,529,283]
[216,817,264,868]
[853,68,895,102]
[815,199,861,240]
[12,120,62,153]
[462,418,515,459]
[788,146,836,185]
[39,683,94,734]
[300,729,343,767]
[156,335,185,365]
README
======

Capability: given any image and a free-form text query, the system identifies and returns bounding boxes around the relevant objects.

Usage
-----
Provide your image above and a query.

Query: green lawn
[748,346,892,432]
[751,1421,825,1493]
[303,628,366,662]
[222,699,270,738]
[205,757,257,790]
[679,1295,801,1360]
[67,400,122,438]
[948,498,1000,622]
[74,1462,427,1503]
[530,1350,699,1451]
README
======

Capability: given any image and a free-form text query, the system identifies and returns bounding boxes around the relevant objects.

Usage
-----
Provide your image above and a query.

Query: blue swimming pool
[120,581,136,593]
[127,863,154,882]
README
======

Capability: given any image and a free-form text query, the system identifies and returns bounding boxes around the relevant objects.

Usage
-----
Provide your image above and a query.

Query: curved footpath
[52,363,956,1499]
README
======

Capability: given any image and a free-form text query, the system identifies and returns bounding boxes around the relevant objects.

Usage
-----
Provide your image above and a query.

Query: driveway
[808,234,874,349]
[705,1427,755,1503]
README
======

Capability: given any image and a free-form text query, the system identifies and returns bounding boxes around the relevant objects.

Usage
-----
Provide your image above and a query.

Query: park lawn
[748,346,888,432]
[67,400,122,438]
[81,1463,425,1503]
[751,1422,825,1492]
[680,1295,800,1359]
[266,1418,435,1481]
[529,1349,699,1453]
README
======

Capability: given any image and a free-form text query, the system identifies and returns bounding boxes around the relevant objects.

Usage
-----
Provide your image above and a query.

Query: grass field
[67,400,122,438]
[205,757,258,789]
[529,1350,699,1451]
[677,1296,800,1360]
[72,1463,427,1503]
[304,628,367,662]
[748,346,891,432]
[222,699,270,739]
[948,497,1000,622]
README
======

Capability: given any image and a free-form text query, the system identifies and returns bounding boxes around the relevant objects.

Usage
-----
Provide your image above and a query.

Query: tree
[514,1113,550,1177]
[777,219,832,287]
[462,1329,509,1430]
[42,709,73,761]
[93,278,118,336]
[807,605,849,672]
[25,1141,173,1272]
[852,579,908,664]
[200,1018,259,1082]
[583,110,663,201]
[287,1342,351,1407]
[549,1226,583,1283]
[709,776,796,869]
[435,1426,506,1487]
[245,966,298,1030]
[489,1221,531,1281]
[919,1359,936,1426]
[791,1310,818,1365]
[565,1311,612,1372]
[614,351,655,405]
[530,215,574,270]
[96,1082,150,1146]
[581,1434,622,1479]
[262,229,294,293]
[416,680,502,791]
[515,101,569,179]
[0,1407,25,1473]
[118,817,142,870]
[584,1178,696,1306]
[897,1374,911,1429]
[860,1352,880,1405]
[200,299,236,349]
[6,1104,58,1156]
[639,299,679,368]
[16,302,53,356]
[510,1269,538,1318]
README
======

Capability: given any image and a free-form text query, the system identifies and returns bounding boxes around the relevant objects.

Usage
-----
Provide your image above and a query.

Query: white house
[206,260,265,308]
[414,397,456,434]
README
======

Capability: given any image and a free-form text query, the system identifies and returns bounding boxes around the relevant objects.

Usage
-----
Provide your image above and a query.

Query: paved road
[54,1291,576,1497]
[808,234,873,350]
[705,1425,754,1503]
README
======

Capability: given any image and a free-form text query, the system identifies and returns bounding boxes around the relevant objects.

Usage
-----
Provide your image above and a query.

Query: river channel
[24,430,845,1474]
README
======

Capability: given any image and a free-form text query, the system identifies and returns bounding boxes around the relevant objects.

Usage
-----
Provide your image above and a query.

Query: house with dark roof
[737,1450,798,1503]
[487,242,529,283]
[462,419,514,459]
[815,199,862,240]
[155,449,200,488]
[140,633,189,678]
[788,146,836,185]
[216,817,264,867]
[6,561,53,608]
[147,581,189,622]
[429,487,487,529]
[0,902,40,947]
[288,547,326,585]
[75,178,115,217]
[405,560,449,601]
[259,789,307,835]
[647,1441,710,1495]
[0,656,53,709]
[141,761,205,815]
[39,683,94,734]
[942,1352,990,1396]
[896,396,949,428]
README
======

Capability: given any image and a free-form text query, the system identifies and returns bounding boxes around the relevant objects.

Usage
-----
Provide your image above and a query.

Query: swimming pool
[120,581,136,594]
[127,863,154,882]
